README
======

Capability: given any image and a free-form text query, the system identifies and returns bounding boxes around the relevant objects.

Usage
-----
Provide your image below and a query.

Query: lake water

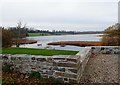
[20,34,102,51]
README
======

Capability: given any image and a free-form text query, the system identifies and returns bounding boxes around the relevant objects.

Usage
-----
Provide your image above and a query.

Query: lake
[20,34,102,51]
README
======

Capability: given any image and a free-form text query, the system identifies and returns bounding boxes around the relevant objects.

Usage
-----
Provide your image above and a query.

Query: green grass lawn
[28,33,50,37]
[28,33,41,36]
[2,48,78,56]
[0,48,1,54]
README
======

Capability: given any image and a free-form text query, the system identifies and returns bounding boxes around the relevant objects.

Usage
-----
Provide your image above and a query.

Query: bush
[101,24,120,46]
[29,71,41,79]
[2,63,14,72]
[2,28,13,47]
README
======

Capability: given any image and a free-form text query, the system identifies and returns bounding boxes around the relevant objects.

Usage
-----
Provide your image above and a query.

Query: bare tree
[15,21,28,47]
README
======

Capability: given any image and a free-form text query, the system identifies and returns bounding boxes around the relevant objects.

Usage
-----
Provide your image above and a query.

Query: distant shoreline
[28,32,103,37]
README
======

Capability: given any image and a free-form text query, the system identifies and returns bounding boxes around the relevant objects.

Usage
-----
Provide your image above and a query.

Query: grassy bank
[28,33,50,37]
[0,48,2,54]
[2,48,78,56]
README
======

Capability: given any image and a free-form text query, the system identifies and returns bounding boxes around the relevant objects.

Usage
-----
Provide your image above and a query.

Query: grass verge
[2,48,78,56]
[0,48,1,54]
[28,33,50,37]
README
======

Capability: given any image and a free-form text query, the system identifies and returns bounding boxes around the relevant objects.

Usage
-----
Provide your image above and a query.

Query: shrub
[2,28,13,47]
[101,24,120,46]
[29,71,41,79]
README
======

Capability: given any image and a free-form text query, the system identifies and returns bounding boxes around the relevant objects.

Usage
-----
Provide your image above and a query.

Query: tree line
[28,29,102,35]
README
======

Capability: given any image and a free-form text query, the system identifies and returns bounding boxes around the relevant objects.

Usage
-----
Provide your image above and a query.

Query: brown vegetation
[48,41,102,47]
[2,63,64,84]
[101,23,120,46]
[2,28,13,47]
[2,72,48,85]
[1,21,34,47]
[12,39,37,45]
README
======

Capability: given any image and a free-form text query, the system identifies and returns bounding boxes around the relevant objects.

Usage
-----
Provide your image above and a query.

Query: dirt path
[80,54,119,83]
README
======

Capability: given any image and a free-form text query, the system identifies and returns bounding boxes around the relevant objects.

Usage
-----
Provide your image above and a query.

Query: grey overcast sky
[0,0,119,31]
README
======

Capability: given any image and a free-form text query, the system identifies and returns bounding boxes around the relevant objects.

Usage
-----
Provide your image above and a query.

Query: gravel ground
[80,54,119,83]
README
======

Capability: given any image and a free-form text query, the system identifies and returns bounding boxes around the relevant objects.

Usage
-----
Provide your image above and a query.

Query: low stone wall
[1,46,120,83]
[1,54,81,83]
[1,47,92,83]
[91,46,120,54]
[76,47,92,82]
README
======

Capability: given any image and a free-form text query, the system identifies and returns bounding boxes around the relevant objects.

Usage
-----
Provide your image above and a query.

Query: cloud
[1,0,119,2]
[1,0,118,31]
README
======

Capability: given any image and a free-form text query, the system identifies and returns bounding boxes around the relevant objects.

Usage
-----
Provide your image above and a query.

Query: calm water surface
[20,34,102,51]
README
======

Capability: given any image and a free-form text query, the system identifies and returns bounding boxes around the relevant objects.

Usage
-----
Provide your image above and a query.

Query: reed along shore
[47,41,102,47]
